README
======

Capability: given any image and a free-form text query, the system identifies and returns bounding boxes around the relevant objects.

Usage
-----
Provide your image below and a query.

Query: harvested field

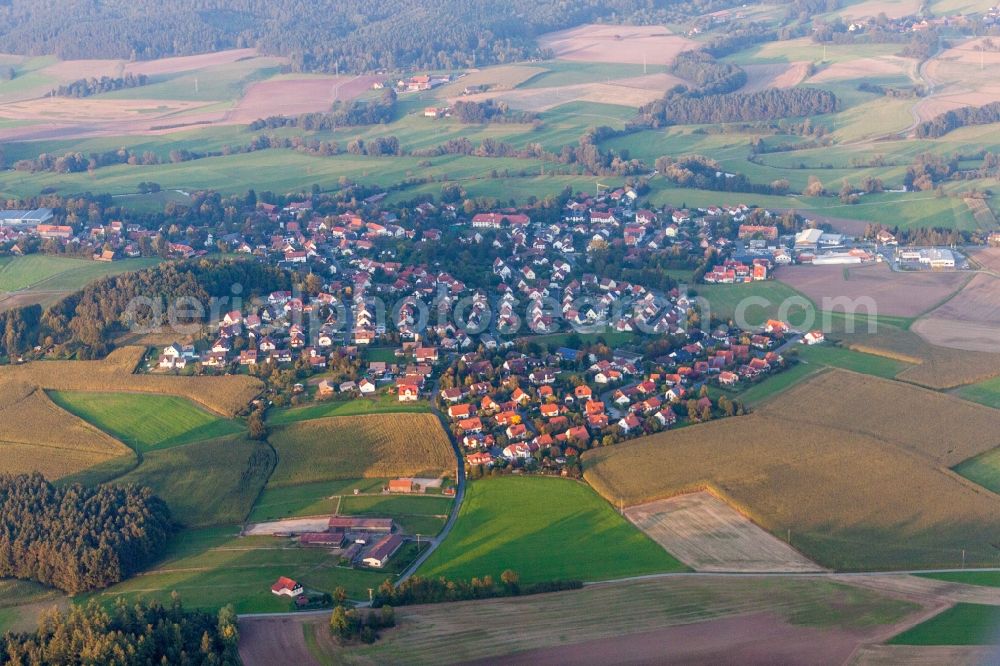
[226,74,377,124]
[965,198,998,229]
[971,247,1000,273]
[775,263,969,319]
[434,65,546,97]
[267,413,454,486]
[912,273,1000,352]
[244,516,334,536]
[852,645,998,665]
[625,492,824,572]
[843,326,1000,388]
[0,346,263,416]
[452,78,667,112]
[584,369,1000,570]
[740,62,810,93]
[293,576,921,665]
[918,38,1000,122]
[537,24,697,65]
[809,56,912,83]
[124,49,262,77]
[835,0,922,20]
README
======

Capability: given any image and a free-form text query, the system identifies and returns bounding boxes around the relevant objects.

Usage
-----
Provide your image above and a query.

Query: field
[0,580,69,634]
[266,393,430,425]
[910,273,1000,352]
[266,413,455,486]
[0,346,262,416]
[0,384,132,479]
[536,24,696,66]
[246,478,388,523]
[48,391,244,453]
[952,446,1000,495]
[794,344,914,379]
[775,264,969,320]
[624,492,824,572]
[338,494,452,536]
[584,369,1000,570]
[889,603,1000,645]
[695,280,813,328]
[265,576,922,665]
[113,435,273,527]
[841,325,1000,389]
[0,255,161,310]
[918,37,1000,122]
[417,476,686,583]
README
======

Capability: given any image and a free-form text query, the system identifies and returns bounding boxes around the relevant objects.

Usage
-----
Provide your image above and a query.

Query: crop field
[889,603,1000,645]
[298,576,920,665]
[338,494,452,536]
[584,369,1000,570]
[776,264,970,320]
[114,435,274,527]
[266,393,429,425]
[418,476,686,583]
[0,383,132,479]
[0,346,263,416]
[910,274,1000,353]
[267,413,454,486]
[82,526,394,613]
[48,391,244,453]
[625,492,824,572]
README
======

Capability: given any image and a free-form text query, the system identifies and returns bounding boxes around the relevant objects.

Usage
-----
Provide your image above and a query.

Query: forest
[0,474,172,594]
[0,596,240,664]
[0,0,745,73]
[634,87,839,127]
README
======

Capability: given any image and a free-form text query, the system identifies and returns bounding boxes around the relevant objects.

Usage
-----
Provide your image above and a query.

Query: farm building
[270,576,303,597]
[388,478,416,493]
[300,532,345,547]
[363,534,405,568]
[327,517,394,533]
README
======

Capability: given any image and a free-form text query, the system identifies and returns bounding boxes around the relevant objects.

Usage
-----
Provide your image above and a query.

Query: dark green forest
[0,596,240,664]
[0,474,172,594]
[0,0,742,73]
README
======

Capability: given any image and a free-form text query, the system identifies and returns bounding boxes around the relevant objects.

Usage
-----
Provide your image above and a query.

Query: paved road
[394,375,466,584]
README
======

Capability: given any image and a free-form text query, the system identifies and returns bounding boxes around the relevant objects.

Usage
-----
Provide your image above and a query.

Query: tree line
[0,474,171,594]
[0,596,239,664]
[452,99,538,124]
[50,73,148,98]
[248,89,397,130]
[668,50,747,96]
[371,571,582,607]
[915,101,1000,138]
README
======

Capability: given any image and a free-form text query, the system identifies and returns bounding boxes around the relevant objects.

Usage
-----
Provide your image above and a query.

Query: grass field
[727,361,821,406]
[267,394,430,425]
[418,476,686,583]
[889,603,1000,645]
[48,391,244,453]
[794,344,913,379]
[584,369,1000,571]
[267,413,454,486]
[0,580,69,634]
[695,281,813,328]
[918,571,1000,588]
[338,494,452,536]
[955,376,1000,410]
[952,446,1000,495]
[0,255,161,310]
[114,435,274,527]
[246,478,388,523]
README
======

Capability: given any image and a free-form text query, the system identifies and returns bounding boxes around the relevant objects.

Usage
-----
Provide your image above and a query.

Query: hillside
[0,0,726,73]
